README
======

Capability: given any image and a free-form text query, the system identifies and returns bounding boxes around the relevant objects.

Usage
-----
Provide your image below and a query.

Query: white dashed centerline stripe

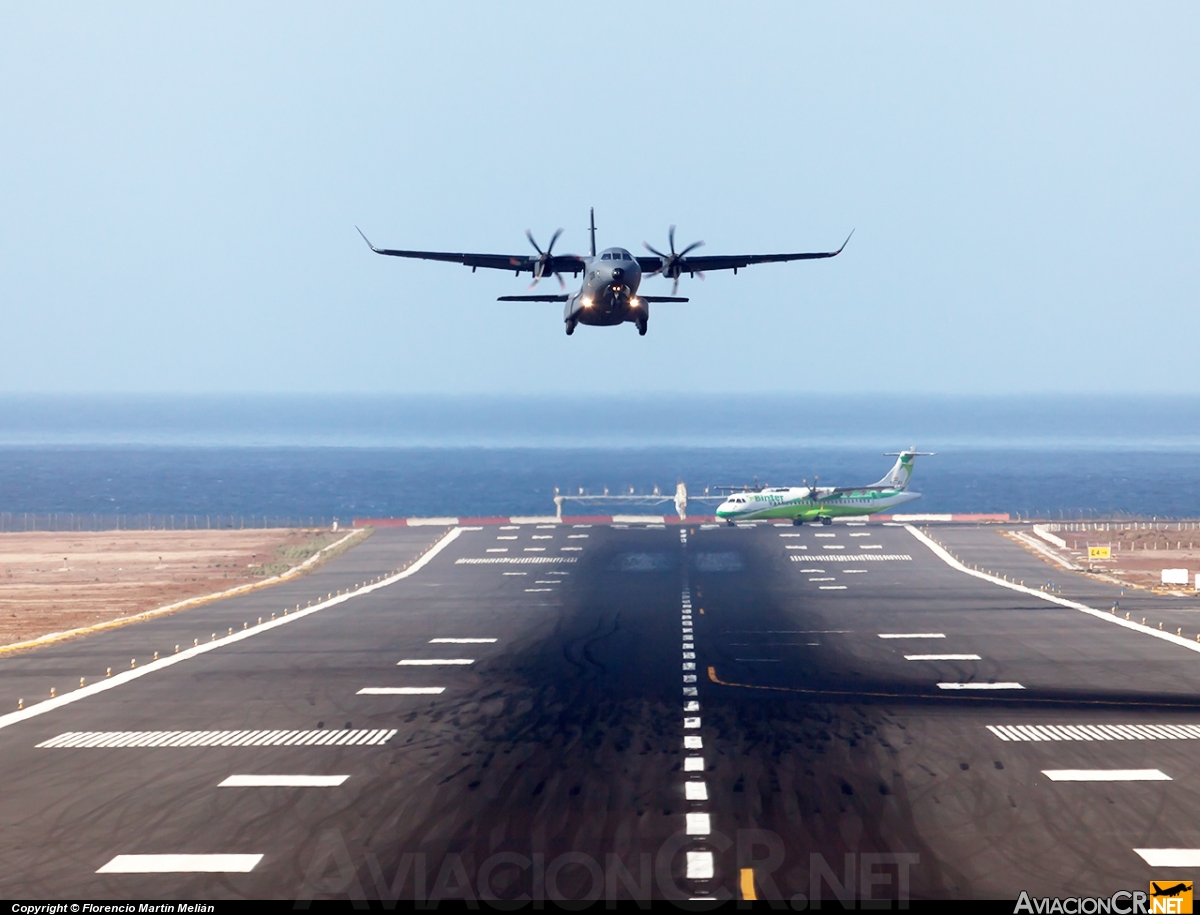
[686,813,711,835]
[686,851,714,879]
[904,654,983,661]
[938,682,1024,690]
[685,782,708,800]
[357,687,444,695]
[1042,770,1171,781]
[97,854,263,874]
[218,775,350,787]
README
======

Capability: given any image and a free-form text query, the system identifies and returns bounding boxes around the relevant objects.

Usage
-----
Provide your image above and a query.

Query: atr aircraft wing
[637,231,852,276]
[357,228,584,276]
[497,294,569,302]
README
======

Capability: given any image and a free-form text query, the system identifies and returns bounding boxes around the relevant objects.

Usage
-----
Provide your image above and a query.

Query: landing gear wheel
[820,516,832,526]
[565,319,576,336]
[725,519,735,527]
[792,517,803,526]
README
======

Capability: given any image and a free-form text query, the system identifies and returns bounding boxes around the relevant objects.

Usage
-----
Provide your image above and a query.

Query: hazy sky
[1,3,1196,395]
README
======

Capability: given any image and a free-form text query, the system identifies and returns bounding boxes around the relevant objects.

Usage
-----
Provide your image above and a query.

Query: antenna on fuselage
[589,207,596,257]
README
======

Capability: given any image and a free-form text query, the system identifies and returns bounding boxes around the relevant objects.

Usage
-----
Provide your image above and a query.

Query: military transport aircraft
[356,209,850,336]
[715,450,934,525]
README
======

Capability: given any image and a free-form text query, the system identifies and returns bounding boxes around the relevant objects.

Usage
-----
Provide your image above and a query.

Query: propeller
[643,225,705,296]
[526,228,565,289]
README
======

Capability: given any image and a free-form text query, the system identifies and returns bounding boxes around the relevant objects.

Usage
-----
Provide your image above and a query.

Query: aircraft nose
[611,267,625,282]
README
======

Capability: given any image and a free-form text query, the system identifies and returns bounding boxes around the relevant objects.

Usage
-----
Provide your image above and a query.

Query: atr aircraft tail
[873,449,935,491]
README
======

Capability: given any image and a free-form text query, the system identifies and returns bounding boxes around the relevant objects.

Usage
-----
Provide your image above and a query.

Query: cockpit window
[601,252,611,260]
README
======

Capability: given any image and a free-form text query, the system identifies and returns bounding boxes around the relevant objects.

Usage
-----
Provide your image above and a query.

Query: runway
[1,521,1199,902]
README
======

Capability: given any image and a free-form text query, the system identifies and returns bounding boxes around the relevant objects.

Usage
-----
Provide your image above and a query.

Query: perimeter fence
[0,513,335,532]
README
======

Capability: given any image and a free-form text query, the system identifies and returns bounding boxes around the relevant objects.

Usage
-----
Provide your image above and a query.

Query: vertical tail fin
[874,448,935,490]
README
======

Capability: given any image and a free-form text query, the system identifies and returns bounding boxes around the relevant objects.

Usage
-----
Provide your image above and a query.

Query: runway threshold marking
[358,687,444,695]
[989,723,1200,741]
[906,524,1200,657]
[38,729,397,748]
[0,528,466,734]
[218,775,350,787]
[97,854,263,874]
[1042,770,1170,781]
[1134,849,1200,867]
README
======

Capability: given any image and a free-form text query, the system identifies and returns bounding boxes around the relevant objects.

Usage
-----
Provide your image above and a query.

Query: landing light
[582,297,593,308]
[630,297,640,308]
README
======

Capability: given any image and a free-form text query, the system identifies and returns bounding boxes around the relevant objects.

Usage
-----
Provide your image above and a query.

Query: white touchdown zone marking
[1134,849,1200,867]
[430,638,496,644]
[879,633,945,639]
[219,775,349,787]
[1042,769,1170,782]
[938,682,1024,690]
[905,654,982,661]
[397,659,474,666]
[97,854,263,873]
[358,687,444,695]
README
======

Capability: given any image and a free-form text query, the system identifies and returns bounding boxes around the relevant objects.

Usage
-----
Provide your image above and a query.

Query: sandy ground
[1024,524,1200,591]
[0,528,342,648]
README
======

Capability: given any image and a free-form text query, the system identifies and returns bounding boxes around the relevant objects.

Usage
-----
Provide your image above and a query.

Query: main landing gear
[565,318,577,336]
[636,318,648,336]
[792,517,804,526]
[820,516,833,526]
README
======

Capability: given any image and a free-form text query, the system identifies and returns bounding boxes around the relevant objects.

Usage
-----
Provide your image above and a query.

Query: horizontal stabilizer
[497,294,569,302]
[640,296,689,303]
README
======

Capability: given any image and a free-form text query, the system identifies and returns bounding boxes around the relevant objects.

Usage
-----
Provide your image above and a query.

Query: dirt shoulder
[1013,523,1200,592]
[0,528,364,649]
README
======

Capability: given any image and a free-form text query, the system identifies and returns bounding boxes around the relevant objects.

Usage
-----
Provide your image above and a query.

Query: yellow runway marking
[740,868,757,900]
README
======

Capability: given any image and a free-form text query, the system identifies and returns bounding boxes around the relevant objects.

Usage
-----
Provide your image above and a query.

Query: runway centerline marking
[938,682,1024,690]
[819,585,848,590]
[358,687,444,695]
[218,775,350,787]
[1042,770,1170,781]
[685,782,708,800]
[97,854,263,874]
[905,654,983,661]
[0,528,465,734]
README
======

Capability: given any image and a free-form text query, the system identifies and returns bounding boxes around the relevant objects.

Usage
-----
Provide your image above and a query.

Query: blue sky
[1,3,1196,395]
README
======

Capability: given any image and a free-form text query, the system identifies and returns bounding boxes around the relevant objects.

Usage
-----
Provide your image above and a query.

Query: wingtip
[836,229,855,254]
[355,226,379,252]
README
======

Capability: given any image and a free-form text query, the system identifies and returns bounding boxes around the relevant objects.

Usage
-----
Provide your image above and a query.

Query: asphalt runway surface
[2,520,1199,903]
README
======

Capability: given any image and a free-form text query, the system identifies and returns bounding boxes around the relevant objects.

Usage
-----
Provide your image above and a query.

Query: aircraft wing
[497,295,569,302]
[640,296,689,303]
[357,228,584,276]
[637,231,852,276]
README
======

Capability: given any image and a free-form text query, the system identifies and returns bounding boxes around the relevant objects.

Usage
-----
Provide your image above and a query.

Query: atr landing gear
[725,519,735,527]
[636,318,648,336]
[820,516,833,526]
[792,517,803,526]
[565,318,576,336]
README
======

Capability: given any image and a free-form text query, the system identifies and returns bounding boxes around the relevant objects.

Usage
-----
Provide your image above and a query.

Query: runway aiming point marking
[97,854,263,873]
[1041,770,1171,781]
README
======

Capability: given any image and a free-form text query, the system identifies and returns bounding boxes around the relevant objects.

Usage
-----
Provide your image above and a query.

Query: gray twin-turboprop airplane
[356,209,850,335]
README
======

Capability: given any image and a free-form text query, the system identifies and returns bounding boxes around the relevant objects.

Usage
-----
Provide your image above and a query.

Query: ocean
[0,395,1197,524]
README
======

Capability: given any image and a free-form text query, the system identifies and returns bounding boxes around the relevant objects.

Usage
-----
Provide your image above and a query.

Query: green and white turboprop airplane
[714,450,934,526]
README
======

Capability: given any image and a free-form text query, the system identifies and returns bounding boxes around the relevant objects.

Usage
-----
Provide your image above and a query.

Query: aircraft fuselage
[564,247,646,329]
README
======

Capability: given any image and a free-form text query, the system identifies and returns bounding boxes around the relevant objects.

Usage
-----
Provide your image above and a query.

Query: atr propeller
[526,228,565,289]
[644,225,705,296]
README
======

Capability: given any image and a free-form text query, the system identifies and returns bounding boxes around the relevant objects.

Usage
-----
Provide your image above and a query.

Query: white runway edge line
[1042,770,1171,781]
[218,775,350,787]
[905,524,1200,657]
[98,854,263,874]
[37,729,397,748]
[0,527,466,734]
